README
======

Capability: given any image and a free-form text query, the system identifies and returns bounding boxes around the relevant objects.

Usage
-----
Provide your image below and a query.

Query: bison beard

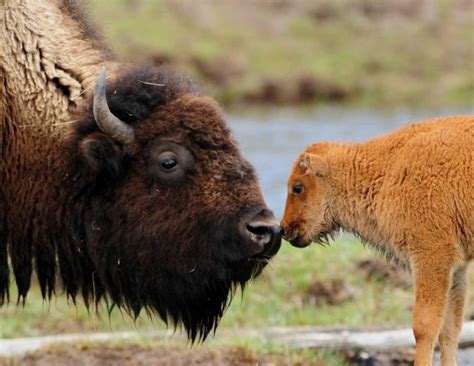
[4,191,267,342]
[58,205,261,342]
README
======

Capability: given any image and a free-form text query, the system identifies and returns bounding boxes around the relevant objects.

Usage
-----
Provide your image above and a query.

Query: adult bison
[0,1,280,341]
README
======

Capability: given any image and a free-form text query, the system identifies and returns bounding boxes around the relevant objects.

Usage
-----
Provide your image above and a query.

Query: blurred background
[1,0,473,365]
[93,0,473,108]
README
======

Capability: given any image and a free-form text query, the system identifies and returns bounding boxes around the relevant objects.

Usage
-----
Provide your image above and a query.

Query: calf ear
[79,133,122,177]
[304,153,328,177]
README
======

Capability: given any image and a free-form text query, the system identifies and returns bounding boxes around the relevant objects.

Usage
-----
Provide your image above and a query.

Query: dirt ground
[2,340,474,365]
[0,344,325,366]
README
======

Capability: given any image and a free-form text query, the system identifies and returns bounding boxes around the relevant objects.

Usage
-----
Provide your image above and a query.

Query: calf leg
[438,265,468,366]
[412,261,453,366]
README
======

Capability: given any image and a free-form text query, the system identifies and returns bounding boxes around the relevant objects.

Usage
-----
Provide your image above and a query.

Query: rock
[191,56,246,86]
[304,278,355,306]
[245,74,350,104]
[310,2,341,22]
[345,348,415,365]
[148,52,175,66]
[297,74,350,102]
[356,259,411,287]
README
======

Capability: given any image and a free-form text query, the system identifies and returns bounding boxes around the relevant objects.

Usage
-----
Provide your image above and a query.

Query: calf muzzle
[280,225,311,248]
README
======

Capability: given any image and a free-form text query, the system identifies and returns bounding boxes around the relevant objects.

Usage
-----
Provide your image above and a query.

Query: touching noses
[279,225,294,242]
[279,216,293,241]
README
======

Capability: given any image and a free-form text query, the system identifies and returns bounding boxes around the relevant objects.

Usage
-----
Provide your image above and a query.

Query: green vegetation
[1,237,473,364]
[0,238,401,338]
[88,0,474,107]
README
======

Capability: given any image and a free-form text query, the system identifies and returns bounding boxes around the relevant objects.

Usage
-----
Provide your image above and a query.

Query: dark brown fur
[0,2,279,342]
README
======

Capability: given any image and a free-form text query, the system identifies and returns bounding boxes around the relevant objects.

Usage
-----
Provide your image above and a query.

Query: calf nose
[279,224,297,241]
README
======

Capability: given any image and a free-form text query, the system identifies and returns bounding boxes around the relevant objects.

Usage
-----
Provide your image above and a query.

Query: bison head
[63,66,281,341]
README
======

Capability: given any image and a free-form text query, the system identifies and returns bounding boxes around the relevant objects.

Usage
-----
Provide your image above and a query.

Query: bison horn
[93,66,134,144]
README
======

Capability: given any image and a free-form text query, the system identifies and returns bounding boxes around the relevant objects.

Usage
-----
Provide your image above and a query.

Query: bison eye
[292,182,304,195]
[159,156,178,171]
[148,142,194,186]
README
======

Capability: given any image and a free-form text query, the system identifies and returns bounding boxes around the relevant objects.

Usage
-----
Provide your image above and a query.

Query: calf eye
[292,182,304,195]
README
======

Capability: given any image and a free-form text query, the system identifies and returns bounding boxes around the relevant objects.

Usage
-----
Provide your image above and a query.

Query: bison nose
[246,220,280,247]
[244,212,281,257]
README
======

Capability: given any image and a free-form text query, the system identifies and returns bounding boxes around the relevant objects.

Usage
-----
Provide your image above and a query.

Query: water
[229,106,473,218]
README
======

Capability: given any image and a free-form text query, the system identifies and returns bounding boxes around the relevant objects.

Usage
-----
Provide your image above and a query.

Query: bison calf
[281,116,473,365]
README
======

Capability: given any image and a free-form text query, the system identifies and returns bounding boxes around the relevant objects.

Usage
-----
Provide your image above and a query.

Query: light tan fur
[0,0,119,142]
[281,116,473,365]
[0,0,119,238]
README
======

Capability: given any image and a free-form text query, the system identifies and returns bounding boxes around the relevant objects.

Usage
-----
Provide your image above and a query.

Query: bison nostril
[246,224,269,244]
[247,223,269,236]
[246,221,280,245]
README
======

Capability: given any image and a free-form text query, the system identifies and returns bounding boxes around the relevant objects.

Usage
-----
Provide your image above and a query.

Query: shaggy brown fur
[281,116,473,365]
[0,1,280,341]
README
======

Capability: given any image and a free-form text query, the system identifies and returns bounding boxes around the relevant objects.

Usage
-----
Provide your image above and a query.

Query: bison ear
[79,133,122,176]
[304,153,328,177]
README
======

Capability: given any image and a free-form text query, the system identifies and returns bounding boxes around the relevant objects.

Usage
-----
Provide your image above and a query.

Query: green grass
[0,237,408,339]
[1,237,473,364]
[222,238,412,329]
[3,236,474,338]
[85,0,474,107]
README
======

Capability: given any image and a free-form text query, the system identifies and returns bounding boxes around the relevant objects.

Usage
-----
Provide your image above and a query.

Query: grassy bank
[1,237,473,364]
[0,238,407,338]
[88,0,474,107]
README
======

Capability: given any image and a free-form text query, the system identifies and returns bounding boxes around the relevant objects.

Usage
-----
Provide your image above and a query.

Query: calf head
[281,143,337,248]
